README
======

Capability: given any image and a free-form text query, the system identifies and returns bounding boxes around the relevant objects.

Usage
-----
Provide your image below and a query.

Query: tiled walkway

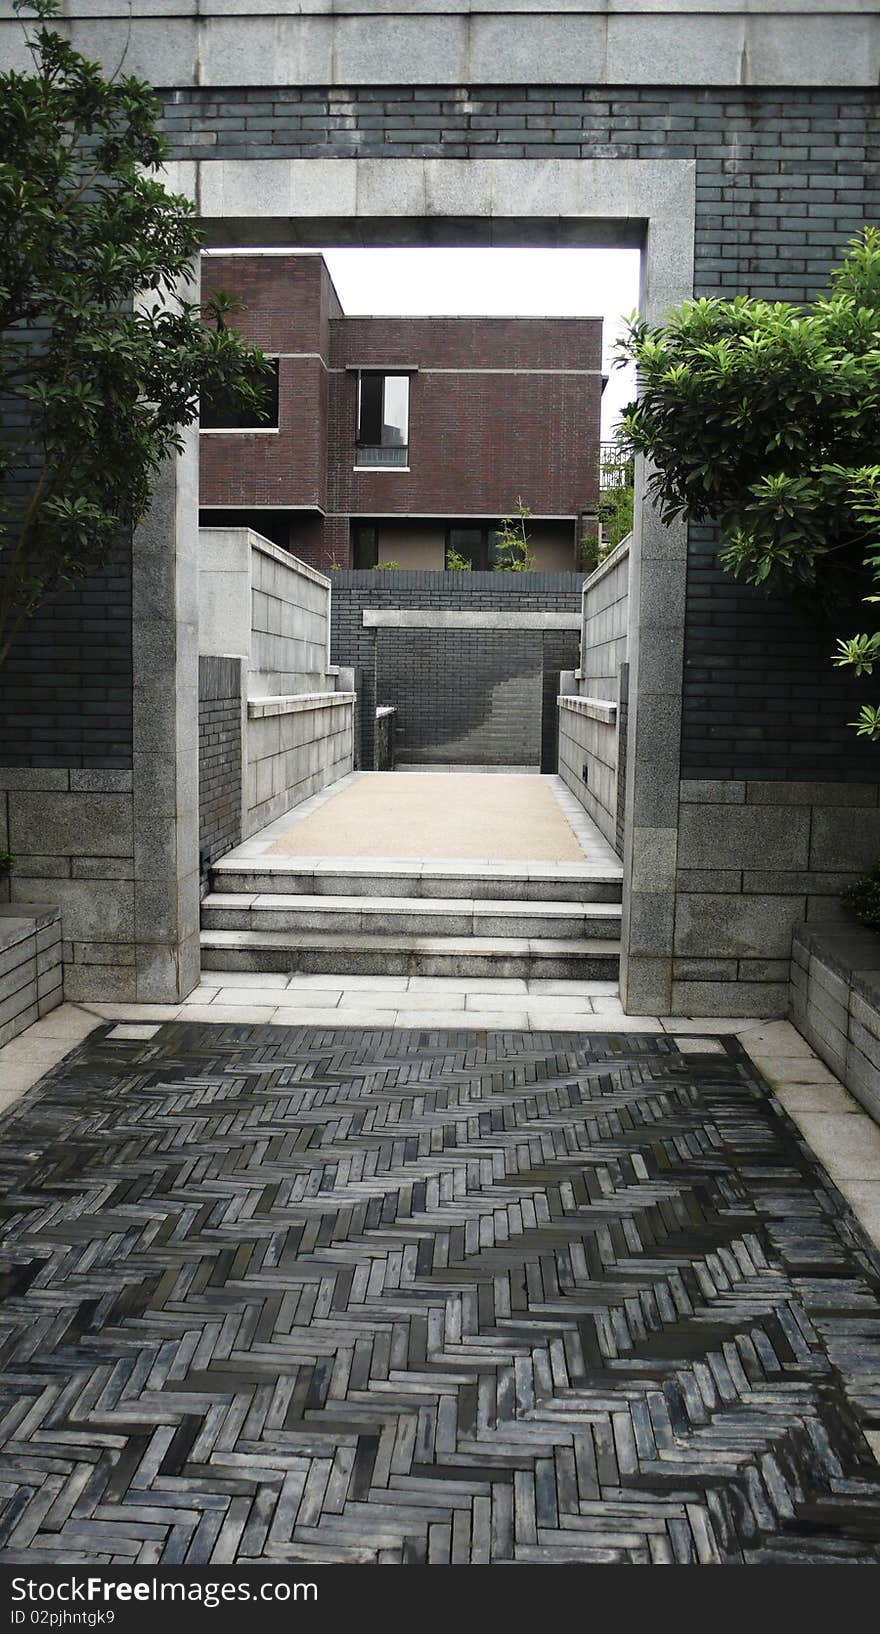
[1,1020,879,1563]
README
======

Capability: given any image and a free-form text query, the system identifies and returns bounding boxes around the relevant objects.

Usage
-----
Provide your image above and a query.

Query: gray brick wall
[198,655,242,889]
[378,627,542,766]
[0,547,133,769]
[159,83,879,780]
[330,571,583,767]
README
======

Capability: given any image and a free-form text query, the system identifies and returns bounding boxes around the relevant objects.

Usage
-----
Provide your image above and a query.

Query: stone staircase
[200,857,622,981]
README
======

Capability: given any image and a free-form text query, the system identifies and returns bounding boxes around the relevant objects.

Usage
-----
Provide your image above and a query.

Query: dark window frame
[355,371,410,464]
[351,522,379,570]
[445,525,504,571]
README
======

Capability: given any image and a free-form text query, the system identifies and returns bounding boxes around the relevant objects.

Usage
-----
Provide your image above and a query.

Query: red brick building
[199,253,603,572]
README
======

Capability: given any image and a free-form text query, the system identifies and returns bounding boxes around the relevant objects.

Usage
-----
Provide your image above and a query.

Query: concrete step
[201,892,622,941]
[210,858,622,904]
[200,929,621,980]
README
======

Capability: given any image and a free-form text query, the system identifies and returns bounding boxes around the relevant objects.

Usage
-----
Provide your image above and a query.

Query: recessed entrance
[174,155,695,1012]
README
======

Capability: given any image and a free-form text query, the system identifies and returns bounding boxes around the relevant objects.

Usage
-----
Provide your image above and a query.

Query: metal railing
[355,445,408,467]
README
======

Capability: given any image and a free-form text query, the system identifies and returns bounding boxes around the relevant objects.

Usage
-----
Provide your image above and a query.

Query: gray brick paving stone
[0,1020,878,1563]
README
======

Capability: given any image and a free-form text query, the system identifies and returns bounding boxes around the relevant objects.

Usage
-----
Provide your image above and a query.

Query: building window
[200,358,280,431]
[445,525,503,571]
[355,372,409,467]
[352,523,379,569]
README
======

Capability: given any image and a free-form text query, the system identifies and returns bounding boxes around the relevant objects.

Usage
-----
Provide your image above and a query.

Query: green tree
[0,0,272,667]
[493,501,535,572]
[617,228,880,736]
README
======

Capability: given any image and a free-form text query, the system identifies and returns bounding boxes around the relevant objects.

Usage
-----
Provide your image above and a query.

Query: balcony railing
[355,445,408,468]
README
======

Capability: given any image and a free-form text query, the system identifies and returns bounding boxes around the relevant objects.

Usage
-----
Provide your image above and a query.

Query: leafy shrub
[493,502,535,572]
[842,862,880,929]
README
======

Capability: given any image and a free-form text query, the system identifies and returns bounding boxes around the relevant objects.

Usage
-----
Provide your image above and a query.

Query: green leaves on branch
[493,502,535,573]
[0,0,273,665]
[617,227,880,738]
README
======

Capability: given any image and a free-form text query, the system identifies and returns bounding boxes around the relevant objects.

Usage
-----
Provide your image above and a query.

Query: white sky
[321,247,641,441]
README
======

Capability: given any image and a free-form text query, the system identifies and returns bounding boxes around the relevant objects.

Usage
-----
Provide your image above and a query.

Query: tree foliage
[0,0,272,666]
[493,501,536,572]
[617,228,880,736]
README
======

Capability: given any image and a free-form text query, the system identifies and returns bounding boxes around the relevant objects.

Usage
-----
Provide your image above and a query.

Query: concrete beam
[1,5,875,88]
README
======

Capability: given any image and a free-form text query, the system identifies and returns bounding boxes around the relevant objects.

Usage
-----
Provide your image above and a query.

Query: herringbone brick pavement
[0,1022,879,1565]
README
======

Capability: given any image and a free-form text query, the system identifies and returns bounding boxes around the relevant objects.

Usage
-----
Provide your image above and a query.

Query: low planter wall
[791,922,880,1123]
[557,538,630,854]
[557,694,619,849]
[0,903,62,1048]
[246,692,355,834]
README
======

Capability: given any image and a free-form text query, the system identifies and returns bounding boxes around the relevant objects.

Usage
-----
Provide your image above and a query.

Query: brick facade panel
[329,365,599,519]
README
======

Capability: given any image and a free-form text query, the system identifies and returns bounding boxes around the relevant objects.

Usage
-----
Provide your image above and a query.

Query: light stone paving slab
[176,1005,280,1025]
[339,989,466,1011]
[283,973,410,991]
[274,1007,391,1028]
[786,1114,880,1183]
[212,987,343,1009]
[528,979,619,995]
[15,1005,102,1043]
[463,991,547,1012]
[748,1056,841,1087]
[672,1037,728,1054]
[836,1182,880,1244]
[775,1083,862,1115]
[196,970,289,989]
[407,977,529,994]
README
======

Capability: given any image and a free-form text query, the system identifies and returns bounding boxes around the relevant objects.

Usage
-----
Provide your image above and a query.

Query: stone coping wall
[558,540,629,852]
[247,692,355,834]
[0,903,62,1047]
[791,922,880,1125]
[199,528,335,697]
[199,527,355,846]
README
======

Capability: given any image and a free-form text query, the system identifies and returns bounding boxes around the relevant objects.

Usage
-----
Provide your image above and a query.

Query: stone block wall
[558,540,630,853]
[246,694,354,833]
[198,656,242,891]
[675,781,880,1017]
[331,571,583,768]
[250,538,333,694]
[791,923,880,1125]
[580,541,630,703]
[1,767,142,1003]
[0,904,62,1047]
[558,697,620,850]
[199,527,355,838]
